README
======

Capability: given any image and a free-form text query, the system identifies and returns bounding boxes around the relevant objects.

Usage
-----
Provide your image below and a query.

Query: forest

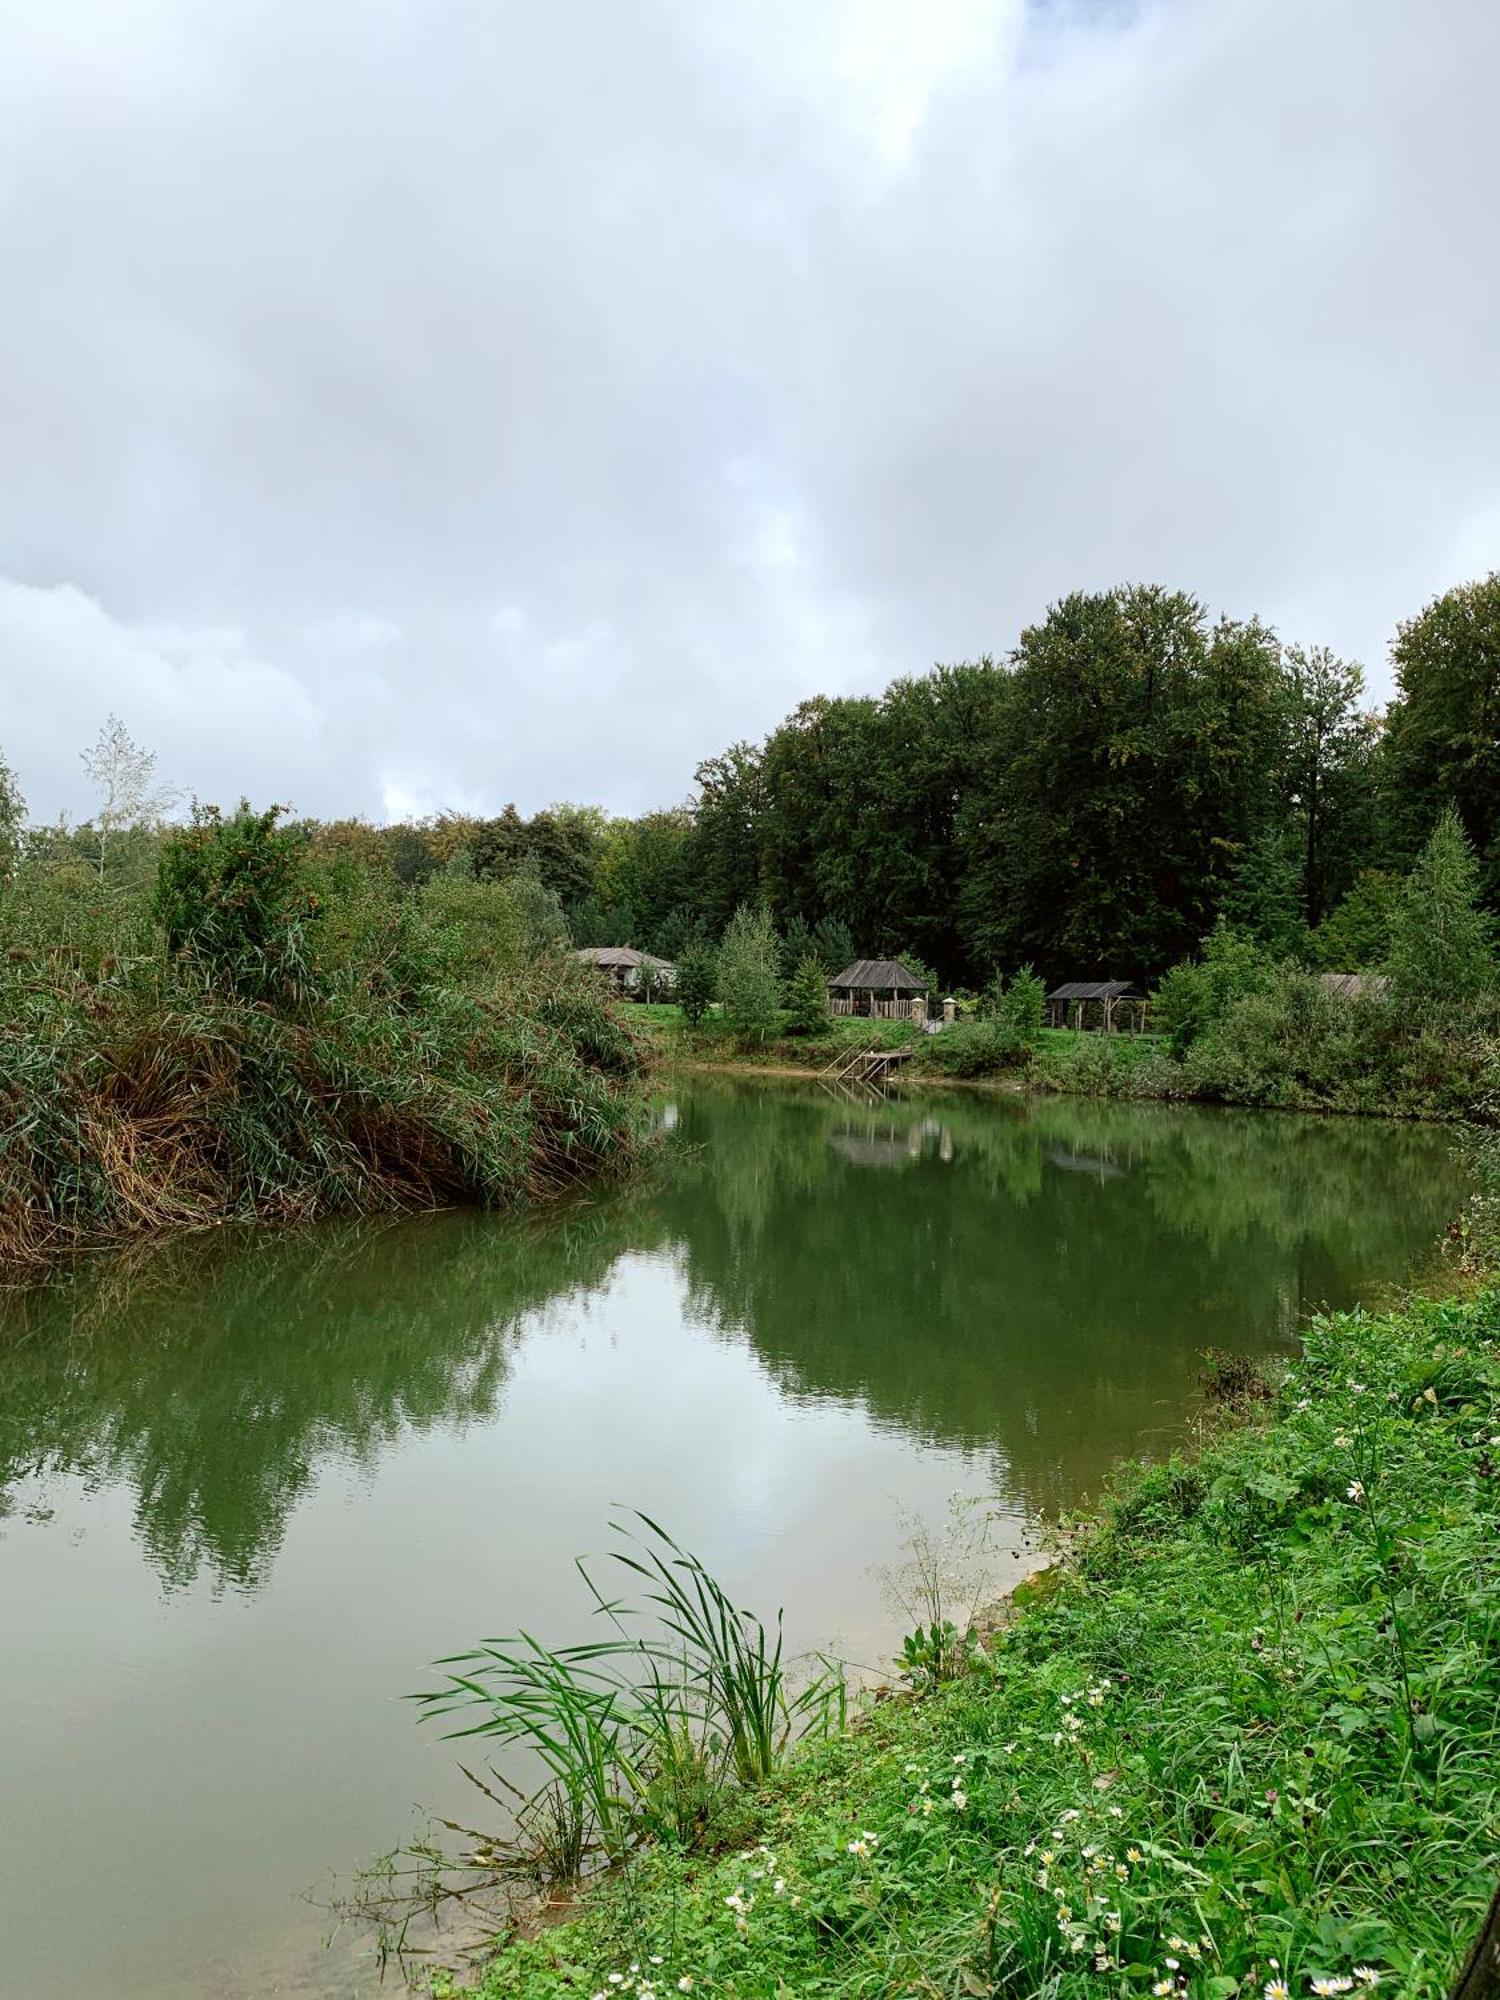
[5,571,1497,990]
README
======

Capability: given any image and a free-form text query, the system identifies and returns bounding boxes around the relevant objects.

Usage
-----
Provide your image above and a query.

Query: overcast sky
[2,0,1497,827]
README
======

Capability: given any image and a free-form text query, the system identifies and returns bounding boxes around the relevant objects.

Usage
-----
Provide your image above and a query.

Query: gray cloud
[2,0,1497,824]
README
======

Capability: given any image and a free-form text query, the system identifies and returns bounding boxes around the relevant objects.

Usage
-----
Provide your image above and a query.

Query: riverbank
[458,1284,1499,2000]
[633,1005,1496,1123]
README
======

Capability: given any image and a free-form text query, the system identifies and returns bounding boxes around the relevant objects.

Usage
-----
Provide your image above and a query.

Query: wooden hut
[827,958,928,1021]
[1046,979,1147,1034]
[571,946,676,999]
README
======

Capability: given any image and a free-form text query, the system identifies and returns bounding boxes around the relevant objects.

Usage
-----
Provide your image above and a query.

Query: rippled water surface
[0,1080,1467,1996]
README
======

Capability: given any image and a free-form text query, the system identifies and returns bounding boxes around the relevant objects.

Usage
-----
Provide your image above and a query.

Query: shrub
[154,802,320,1006]
[1387,808,1496,1008]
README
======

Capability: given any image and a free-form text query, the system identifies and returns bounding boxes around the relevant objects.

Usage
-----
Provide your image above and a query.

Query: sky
[1,0,1497,827]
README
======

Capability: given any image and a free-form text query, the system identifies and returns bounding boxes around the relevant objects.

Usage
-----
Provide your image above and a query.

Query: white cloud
[1,0,1496,822]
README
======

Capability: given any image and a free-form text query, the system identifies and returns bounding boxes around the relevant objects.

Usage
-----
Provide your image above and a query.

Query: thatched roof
[1047,980,1143,1001]
[1316,972,1389,1001]
[572,946,676,971]
[828,958,927,991]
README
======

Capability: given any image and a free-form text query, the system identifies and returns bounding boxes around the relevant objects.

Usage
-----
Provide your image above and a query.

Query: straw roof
[827,958,927,991]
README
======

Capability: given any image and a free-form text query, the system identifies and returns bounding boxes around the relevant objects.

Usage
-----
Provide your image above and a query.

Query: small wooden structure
[819,1042,917,1085]
[1046,979,1148,1034]
[1316,972,1390,1002]
[827,958,928,1021]
[572,946,676,999]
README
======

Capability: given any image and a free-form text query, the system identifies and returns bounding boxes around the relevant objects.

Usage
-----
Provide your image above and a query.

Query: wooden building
[571,946,676,999]
[1046,979,1147,1033]
[827,958,928,1020]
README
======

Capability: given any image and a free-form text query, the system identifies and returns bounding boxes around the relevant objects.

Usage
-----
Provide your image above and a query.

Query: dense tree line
[6,572,1496,987]
[568,571,1498,983]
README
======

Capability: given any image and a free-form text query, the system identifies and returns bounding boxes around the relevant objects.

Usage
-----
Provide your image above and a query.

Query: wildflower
[1114,1864,1129,1880]
[1311,1980,1353,1996]
[1353,1971,1381,1988]
[1057,1906,1073,1924]
[1265,1983,1290,2000]
[951,1789,968,1810]
[677,1982,695,1995]
[1168,1937,1187,1952]
[1061,1809,1081,1822]
[1107,1804,1124,1817]
[1095,1955,1112,1973]
[1153,1982,1174,1996]
[1003,1740,1017,1753]
[1333,1433,1352,1448]
[1069,1934,1088,1952]
[1105,1911,1122,1933]
[1041,1850,1056,1865]
[650,1958,664,1967]
[773,1877,786,1895]
[1166,1957,1181,1971]
[1126,1847,1142,1863]
[1346,1480,1366,1502]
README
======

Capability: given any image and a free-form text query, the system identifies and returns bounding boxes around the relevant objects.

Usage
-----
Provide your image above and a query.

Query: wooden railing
[830,996,921,1020]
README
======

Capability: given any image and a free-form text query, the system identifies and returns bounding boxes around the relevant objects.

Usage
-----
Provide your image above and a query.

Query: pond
[0,1079,1468,1997]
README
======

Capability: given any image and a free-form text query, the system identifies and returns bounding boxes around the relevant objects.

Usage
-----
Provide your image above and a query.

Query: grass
[446,1287,1500,2000]
[0,824,652,1275]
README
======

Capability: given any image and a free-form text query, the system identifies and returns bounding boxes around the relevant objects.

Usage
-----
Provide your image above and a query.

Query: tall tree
[956,587,1285,978]
[1282,643,1376,924]
[1383,572,1500,903]
[1386,808,1496,1006]
[715,903,781,1040]
[80,714,179,879]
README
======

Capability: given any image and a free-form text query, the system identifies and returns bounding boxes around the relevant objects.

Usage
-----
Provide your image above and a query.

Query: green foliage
[716,904,781,1042]
[0,743,23,885]
[1384,570,1500,903]
[957,588,1288,977]
[783,953,830,1036]
[0,805,647,1275]
[996,963,1045,1046]
[471,1290,1500,2000]
[421,1513,843,1878]
[153,802,320,1005]
[1152,919,1278,1053]
[1386,808,1496,1007]
[1311,871,1400,970]
[1220,827,1306,958]
[675,945,718,1026]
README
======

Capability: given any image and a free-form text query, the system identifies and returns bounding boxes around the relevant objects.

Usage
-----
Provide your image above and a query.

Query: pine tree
[1387,809,1496,1005]
[784,953,830,1035]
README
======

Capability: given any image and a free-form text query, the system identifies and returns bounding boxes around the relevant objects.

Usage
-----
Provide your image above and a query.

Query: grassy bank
[453,1288,1499,2000]
[0,809,650,1276]
[631,999,1497,1124]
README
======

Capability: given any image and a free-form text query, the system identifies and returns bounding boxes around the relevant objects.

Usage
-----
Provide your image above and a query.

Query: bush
[0,809,649,1276]
[154,802,321,1006]
[919,1020,1022,1078]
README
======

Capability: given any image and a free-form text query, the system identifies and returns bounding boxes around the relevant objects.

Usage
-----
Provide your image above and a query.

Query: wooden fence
[830,996,923,1020]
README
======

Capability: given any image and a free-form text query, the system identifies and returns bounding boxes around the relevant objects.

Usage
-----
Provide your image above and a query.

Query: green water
[0,1080,1467,1996]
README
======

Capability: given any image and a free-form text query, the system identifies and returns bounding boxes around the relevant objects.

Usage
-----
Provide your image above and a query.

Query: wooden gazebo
[828,958,928,1021]
[1046,979,1147,1034]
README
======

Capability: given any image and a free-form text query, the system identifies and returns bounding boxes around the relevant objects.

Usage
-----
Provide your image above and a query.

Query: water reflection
[0,1081,1464,1589]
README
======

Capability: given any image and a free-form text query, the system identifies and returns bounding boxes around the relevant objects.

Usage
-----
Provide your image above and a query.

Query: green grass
[630,1005,921,1067]
[451,1288,1500,2000]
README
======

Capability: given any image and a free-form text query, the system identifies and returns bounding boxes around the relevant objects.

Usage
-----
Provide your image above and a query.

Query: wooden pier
[819,1044,916,1087]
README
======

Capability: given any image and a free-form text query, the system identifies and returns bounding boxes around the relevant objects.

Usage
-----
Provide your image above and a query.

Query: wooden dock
[819,1044,916,1087]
